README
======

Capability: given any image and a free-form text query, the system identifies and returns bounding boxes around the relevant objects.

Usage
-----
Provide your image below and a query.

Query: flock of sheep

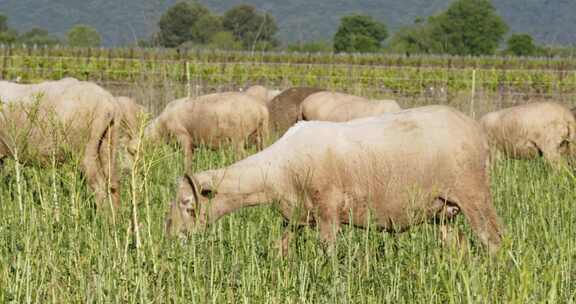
[1,77,575,255]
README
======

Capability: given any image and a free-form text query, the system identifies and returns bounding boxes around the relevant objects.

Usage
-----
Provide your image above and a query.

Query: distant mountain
[1,0,575,47]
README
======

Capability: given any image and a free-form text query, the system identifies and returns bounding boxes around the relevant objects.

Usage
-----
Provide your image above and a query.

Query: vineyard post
[107,48,112,82]
[195,61,200,98]
[470,69,476,119]
[186,61,191,98]
[59,56,63,79]
[1,45,8,80]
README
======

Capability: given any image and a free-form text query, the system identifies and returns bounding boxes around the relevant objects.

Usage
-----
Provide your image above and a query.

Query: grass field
[0,49,575,302]
[0,128,575,303]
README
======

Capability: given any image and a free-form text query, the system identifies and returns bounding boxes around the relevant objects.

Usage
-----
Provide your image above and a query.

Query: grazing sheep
[131,92,269,171]
[300,91,401,122]
[0,78,120,209]
[267,87,324,135]
[166,105,502,254]
[480,102,575,167]
[244,85,281,104]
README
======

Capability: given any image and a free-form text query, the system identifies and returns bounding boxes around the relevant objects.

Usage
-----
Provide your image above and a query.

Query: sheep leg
[82,146,105,209]
[277,230,294,256]
[177,134,194,173]
[274,220,305,257]
[541,144,565,169]
[439,224,469,255]
[313,187,341,254]
[82,114,116,211]
[429,198,469,254]
[318,219,340,255]
[234,140,246,158]
[454,188,503,255]
[97,120,120,209]
[275,229,295,257]
[255,129,264,151]
[256,120,269,151]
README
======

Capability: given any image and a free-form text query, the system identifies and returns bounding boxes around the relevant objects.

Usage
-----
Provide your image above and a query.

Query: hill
[1,0,575,47]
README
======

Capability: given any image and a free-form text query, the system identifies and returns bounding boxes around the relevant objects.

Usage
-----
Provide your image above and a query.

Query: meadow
[0,48,575,303]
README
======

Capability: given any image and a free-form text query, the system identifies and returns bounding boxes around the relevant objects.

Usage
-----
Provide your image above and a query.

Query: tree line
[142,0,552,57]
[146,2,278,51]
[331,0,552,57]
[0,15,102,48]
[0,0,573,57]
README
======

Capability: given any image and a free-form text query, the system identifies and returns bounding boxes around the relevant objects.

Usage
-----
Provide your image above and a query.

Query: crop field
[3,46,576,110]
[0,48,575,303]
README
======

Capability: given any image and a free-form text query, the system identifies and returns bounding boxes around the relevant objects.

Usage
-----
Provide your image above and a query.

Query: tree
[505,33,538,56]
[0,14,8,32]
[428,0,508,55]
[222,5,278,50]
[191,14,223,44]
[18,28,60,46]
[158,1,211,47]
[0,13,17,44]
[67,24,101,47]
[208,31,242,50]
[0,30,17,44]
[333,14,387,53]
[389,18,440,55]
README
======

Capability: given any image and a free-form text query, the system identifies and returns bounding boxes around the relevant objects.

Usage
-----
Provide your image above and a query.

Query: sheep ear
[183,174,200,205]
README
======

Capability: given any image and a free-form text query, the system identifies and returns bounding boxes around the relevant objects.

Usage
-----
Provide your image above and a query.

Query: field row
[2,55,576,100]
[3,45,576,70]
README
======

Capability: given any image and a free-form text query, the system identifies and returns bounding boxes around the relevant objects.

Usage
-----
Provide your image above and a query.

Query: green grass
[0,143,575,303]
